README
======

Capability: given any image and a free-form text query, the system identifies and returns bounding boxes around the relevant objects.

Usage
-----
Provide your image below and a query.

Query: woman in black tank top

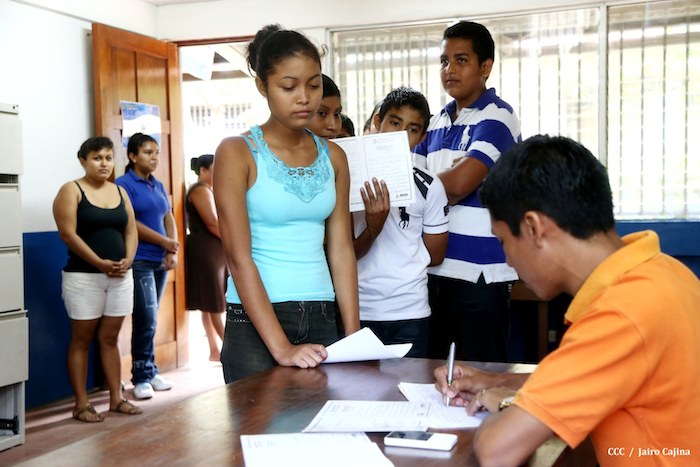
[53,137,141,422]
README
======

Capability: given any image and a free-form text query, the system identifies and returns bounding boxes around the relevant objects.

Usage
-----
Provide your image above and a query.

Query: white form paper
[332,132,415,212]
[240,433,394,467]
[398,382,488,429]
[302,400,430,433]
[324,327,412,363]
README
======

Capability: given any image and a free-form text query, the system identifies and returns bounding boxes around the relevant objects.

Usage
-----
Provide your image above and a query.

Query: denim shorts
[61,271,134,320]
[221,300,339,383]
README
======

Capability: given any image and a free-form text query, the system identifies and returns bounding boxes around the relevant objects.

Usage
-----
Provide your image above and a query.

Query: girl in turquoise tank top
[213,24,360,382]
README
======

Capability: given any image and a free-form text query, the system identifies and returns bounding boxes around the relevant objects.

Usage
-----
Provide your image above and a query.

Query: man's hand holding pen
[445,342,455,406]
[435,363,497,407]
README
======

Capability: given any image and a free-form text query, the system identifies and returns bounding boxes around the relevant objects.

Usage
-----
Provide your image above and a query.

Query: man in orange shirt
[435,134,700,466]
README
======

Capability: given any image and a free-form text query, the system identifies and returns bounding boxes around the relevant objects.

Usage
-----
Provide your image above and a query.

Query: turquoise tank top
[226,125,336,304]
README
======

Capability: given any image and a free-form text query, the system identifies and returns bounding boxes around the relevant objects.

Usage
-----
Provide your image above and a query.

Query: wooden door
[92,23,188,379]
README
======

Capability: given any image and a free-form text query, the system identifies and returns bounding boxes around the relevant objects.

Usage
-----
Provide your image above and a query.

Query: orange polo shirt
[515,231,700,466]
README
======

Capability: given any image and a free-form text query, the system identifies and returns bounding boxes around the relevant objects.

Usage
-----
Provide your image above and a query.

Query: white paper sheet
[397,382,488,428]
[324,327,412,363]
[302,400,429,433]
[241,433,394,467]
[332,132,415,212]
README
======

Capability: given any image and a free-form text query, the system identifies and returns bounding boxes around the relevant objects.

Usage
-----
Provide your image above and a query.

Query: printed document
[332,132,414,212]
[324,327,412,363]
[302,400,429,432]
[241,433,393,467]
[398,382,488,428]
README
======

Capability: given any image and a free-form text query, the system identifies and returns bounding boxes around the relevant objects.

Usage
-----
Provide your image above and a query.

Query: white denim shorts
[61,271,134,320]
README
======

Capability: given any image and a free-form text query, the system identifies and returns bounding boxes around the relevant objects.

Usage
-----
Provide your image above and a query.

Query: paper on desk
[302,400,429,433]
[241,433,394,467]
[324,327,412,363]
[398,382,488,429]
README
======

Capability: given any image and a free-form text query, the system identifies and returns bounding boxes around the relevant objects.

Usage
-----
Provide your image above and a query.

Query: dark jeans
[131,260,167,384]
[221,301,339,383]
[361,318,429,358]
[427,274,511,362]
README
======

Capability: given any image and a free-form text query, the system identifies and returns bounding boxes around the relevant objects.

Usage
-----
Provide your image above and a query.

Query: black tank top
[64,182,128,273]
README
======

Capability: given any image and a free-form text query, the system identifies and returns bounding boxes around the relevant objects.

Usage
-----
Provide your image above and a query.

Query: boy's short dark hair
[378,87,431,134]
[480,134,615,239]
[77,136,113,160]
[443,21,495,64]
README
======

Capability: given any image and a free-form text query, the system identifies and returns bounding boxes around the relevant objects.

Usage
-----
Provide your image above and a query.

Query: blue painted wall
[24,232,98,409]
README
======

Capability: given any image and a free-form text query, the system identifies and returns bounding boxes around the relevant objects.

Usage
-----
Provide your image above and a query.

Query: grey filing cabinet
[0,103,27,451]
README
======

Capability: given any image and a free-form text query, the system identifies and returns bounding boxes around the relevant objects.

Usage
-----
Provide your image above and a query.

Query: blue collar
[441,88,498,117]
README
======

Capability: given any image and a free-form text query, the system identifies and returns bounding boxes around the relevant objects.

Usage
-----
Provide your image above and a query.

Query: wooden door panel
[93,23,187,382]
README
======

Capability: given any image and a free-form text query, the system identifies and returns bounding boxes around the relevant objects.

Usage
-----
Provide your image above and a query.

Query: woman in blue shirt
[115,133,179,399]
[213,24,360,382]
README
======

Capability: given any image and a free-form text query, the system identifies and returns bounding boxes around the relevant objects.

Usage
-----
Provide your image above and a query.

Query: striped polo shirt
[413,88,521,284]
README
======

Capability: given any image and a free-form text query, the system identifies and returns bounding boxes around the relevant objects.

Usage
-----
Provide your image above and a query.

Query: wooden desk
[18,359,594,466]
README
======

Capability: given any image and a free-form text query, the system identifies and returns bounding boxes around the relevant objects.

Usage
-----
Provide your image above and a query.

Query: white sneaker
[151,374,173,391]
[133,382,154,399]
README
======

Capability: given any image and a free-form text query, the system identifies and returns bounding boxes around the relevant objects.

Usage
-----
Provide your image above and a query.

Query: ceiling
[141,0,215,5]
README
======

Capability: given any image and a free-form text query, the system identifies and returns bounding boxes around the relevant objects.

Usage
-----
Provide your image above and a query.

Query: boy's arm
[421,171,449,266]
[438,156,489,205]
[423,232,448,266]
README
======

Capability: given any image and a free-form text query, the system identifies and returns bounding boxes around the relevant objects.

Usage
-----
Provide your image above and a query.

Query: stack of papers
[241,433,393,467]
[398,382,487,428]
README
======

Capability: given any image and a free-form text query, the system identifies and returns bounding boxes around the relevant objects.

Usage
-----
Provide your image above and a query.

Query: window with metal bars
[331,0,699,219]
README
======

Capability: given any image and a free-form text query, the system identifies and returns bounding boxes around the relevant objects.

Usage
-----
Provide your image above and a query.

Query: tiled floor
[0,313,225,466]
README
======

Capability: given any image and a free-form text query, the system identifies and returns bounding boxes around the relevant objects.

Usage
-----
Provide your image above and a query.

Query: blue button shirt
[115,169,171,262]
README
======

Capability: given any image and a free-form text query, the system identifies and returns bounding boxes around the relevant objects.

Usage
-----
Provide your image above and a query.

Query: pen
[445,341,455,407]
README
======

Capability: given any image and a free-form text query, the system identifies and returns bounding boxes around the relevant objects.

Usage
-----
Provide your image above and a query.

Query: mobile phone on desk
[384,431,458,451]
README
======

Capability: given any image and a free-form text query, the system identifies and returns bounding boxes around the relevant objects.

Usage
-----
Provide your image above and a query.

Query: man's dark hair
[378,87,431,135]
[480,134,615,239]
[443,21,495,64]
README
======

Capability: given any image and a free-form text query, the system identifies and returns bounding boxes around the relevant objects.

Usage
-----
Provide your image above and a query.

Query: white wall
[156,0,590,41]
[0,0,157,233]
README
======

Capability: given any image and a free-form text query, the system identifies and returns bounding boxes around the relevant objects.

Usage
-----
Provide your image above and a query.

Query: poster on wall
[120,101,161,148]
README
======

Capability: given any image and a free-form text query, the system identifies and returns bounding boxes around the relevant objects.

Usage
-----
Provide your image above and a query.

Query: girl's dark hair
[363,100,383,134]
[340,114,355,137]
[322,74,341,99]
[126,132,157,171]
[246,24,321,84]
[78,136,113,160]
[190,154,214,175]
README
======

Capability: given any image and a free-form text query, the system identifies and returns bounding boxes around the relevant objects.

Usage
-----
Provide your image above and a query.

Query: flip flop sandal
[72,404,104,423]
[110,398,143,415]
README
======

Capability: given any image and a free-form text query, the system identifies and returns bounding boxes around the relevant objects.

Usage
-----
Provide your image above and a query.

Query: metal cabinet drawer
[0,312,28,386]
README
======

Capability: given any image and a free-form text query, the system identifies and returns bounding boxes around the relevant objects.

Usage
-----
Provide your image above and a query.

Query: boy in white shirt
[353,87,449,357]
